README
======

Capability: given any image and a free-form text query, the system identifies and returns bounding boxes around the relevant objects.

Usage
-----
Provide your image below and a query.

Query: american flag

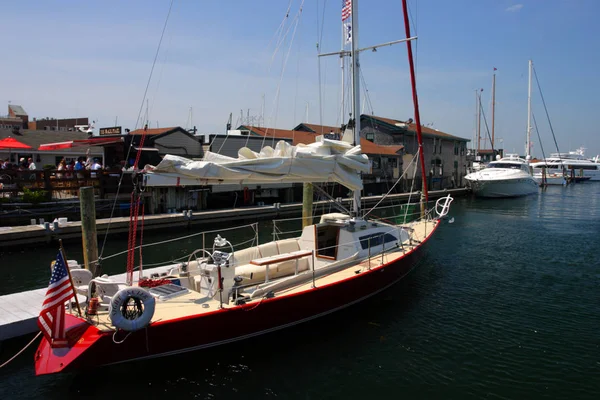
[342,0,352,21]
[38,251,75,347]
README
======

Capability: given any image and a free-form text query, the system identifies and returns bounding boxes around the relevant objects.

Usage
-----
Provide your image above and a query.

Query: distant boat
[465,60,538,198]
[465,154,539,197]
[531,147,600,182]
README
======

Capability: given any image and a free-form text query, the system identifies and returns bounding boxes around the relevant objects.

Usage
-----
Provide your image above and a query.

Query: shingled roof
[240,125,403,155]
[362,115,469,141]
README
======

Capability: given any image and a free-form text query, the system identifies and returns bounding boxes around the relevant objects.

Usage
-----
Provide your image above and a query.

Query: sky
[1,0,599,158]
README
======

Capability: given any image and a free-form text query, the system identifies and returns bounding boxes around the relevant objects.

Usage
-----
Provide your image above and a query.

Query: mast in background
[401,0,428,213]
[526,60,532,157]
[477,89,482,154]
[491,70,496,149]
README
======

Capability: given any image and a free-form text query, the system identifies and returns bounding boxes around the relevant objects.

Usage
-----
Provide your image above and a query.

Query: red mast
[401,0,429,206]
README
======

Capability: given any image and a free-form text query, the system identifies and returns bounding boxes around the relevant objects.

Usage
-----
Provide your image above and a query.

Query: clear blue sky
[1,0,598,157]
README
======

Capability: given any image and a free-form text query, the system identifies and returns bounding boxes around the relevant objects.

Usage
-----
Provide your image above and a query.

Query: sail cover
[144,139,370,190]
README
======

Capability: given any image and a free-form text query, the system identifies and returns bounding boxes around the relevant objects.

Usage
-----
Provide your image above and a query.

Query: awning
[38,137,123,151]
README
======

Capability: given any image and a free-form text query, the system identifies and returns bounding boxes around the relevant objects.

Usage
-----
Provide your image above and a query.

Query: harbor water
[1,184,599,399]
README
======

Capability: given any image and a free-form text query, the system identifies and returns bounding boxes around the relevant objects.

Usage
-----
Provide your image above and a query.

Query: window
[366,132,375,142]
[454,160,458,169]
[454,141,458,155]
[389,157,398,168]
[359,233,397,250]
[432,138,437,154]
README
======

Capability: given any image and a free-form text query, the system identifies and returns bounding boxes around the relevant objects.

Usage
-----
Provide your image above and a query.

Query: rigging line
[532,111,548,163]
[533,66,562,157]
[293,5,304,125]
[98,0,174,262]
[478,93,496,155]
[263,1,305,149]
[267,0,294,71]
[359,67,374,115]
[363,151,419,218]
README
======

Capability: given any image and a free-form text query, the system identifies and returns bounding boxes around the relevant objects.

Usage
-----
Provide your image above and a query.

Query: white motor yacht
[465,154,539,197]
[530,147,600,181]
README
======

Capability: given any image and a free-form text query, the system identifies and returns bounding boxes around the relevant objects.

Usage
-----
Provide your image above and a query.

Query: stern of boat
[34,314,104,376]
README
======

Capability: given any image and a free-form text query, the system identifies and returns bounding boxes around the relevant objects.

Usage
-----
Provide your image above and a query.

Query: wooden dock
[0,265,173,341]
[0,188,467,248]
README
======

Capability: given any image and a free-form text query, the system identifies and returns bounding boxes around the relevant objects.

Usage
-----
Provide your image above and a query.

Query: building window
[454,141,459,155]
[454,160,458,169]
[366,132,375,143]
[432,138,437,154]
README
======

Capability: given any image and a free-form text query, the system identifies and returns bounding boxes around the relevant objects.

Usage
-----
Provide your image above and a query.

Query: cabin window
[359,233,397,250]
[316,225,340,258]
[366,132,375,143]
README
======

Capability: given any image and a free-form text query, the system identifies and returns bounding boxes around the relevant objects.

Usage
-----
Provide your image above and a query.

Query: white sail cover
[144,139,370,190]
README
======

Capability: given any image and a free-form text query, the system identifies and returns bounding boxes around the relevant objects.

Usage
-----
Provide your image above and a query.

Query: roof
[238,125,318,146]
[8,105,27,116]
[293,123,343,135]
[360,140,403,155]
[128,127,181,136]
[239,125,403,155]
[362,115,469,142]
[0,129,103,153]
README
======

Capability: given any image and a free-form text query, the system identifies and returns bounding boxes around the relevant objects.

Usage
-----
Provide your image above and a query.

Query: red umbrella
[0,137,32,150]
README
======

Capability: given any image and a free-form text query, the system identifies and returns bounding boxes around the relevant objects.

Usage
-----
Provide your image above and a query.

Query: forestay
[143,139,370,190]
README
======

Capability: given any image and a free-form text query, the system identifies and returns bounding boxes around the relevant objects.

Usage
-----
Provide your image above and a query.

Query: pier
[0,188,467,248]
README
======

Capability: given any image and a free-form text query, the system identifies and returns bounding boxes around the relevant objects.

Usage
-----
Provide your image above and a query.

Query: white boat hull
[466,177,539,197]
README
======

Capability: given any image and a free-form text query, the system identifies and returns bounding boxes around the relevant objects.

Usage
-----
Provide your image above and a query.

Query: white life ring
[109,287,156,332]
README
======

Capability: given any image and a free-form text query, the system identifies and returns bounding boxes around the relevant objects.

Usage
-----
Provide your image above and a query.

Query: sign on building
[99,126,122,136]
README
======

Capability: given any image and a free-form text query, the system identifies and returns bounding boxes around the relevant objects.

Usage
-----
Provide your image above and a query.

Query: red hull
[35,221,439,375]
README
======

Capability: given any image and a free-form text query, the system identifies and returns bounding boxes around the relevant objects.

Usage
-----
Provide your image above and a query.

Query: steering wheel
[186,249,213,271]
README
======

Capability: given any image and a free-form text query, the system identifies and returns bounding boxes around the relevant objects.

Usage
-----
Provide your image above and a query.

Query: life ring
[109,287,156,332]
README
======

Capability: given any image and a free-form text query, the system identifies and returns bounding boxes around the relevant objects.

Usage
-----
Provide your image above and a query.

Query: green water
[1,184,599,399]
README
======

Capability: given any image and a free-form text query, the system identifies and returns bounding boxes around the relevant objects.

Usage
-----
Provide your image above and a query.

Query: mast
[477,90,482,154]
[340,7,346,130]
[491,72,496,149]
[526,59,532,157]
[401,0,428,210]
[350,0,362,217]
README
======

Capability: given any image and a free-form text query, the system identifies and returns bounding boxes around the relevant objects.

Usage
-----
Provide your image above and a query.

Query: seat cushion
[277,238,300,254]
[258,242,279,257]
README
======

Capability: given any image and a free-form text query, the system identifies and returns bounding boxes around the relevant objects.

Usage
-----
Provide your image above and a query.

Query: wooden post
[302,182,313,229]
[79,186,99,276]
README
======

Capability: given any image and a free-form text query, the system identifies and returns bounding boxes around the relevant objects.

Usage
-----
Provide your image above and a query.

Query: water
[1,184,599,399]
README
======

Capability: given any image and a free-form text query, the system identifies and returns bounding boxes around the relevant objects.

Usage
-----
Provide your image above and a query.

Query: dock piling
[79,186,99,276]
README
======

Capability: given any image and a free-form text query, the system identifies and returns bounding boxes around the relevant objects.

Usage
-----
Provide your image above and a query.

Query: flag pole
[59,239,83,317]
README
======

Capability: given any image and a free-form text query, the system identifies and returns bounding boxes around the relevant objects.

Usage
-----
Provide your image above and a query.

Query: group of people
[1,157,36,171]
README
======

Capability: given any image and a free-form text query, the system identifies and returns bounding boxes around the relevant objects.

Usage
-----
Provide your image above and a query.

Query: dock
[0,188,467,248]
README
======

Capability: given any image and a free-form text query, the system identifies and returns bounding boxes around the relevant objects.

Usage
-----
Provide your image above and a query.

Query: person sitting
[90,159,102,178]
[57,159,66,178]
[27,157,37,180]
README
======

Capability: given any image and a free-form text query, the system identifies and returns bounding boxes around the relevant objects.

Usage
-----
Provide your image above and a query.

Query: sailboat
[34,0,453,375]
[464,60,539,197]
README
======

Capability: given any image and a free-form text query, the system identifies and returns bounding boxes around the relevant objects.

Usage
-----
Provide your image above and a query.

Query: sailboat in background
[465,60,539,197]
[34,0,453,375]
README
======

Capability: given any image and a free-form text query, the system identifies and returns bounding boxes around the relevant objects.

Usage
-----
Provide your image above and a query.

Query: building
[8,105,28,129]
[0,115,24,130]
[361,115,470,189]
[29,117,90,132]
[126,127,202,163]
